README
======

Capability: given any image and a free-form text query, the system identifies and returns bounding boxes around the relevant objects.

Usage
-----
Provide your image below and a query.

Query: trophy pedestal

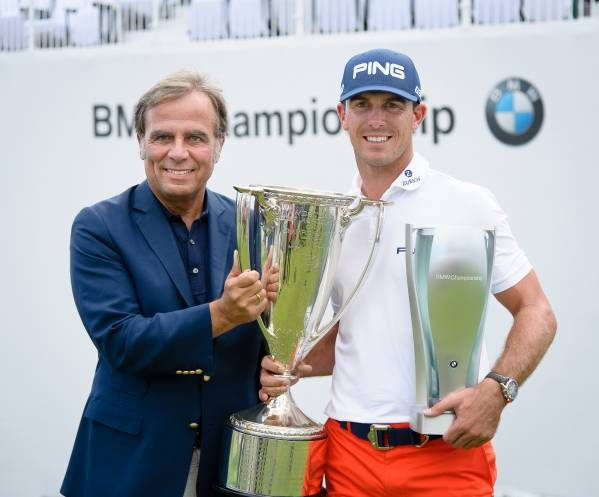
[214,487,323,497]
[409,406,455,435]
[217,391,326,497]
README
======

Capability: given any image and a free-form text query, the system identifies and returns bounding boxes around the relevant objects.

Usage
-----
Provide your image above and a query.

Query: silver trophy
[217,186,386,497]
[405,225,495,435]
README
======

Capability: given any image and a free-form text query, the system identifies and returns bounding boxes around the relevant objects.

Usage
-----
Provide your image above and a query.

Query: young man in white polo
[260,48,556,497]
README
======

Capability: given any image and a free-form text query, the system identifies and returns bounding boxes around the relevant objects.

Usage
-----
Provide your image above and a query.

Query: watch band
[485,372,510,384]
[485,371,519,402]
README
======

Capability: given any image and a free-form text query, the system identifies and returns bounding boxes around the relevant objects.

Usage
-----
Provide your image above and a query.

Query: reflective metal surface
[236,185,384,375]
[217,185,386,496]
[229,390,324,439]
[218,423,326,497]
[406,225,495,434]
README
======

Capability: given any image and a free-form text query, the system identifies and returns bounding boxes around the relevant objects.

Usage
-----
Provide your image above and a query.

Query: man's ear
[412,103,428,132]
[337,102,348,131]
[213,137,224,163]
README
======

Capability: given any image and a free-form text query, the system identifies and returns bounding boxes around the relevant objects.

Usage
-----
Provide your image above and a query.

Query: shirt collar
[158,193,210,223]
[349,152,430,198]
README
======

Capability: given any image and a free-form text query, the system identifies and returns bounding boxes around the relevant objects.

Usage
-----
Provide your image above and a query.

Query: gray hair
[134,70,228,139]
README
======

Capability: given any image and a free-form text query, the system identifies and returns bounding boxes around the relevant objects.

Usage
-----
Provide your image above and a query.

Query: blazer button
[176,370,183,375]
[203,375,211,382]
[188,370,196,375]
[195,369,203,374]
[183,370,189,375]
[189,422,199,429]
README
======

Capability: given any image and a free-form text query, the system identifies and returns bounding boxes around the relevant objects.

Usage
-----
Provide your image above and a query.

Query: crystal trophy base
[409,406,455,435]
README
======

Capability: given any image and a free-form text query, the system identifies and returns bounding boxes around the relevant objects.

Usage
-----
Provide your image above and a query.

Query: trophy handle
[235,186,278,337]
[301,199,386,356]
[235,187,255,273]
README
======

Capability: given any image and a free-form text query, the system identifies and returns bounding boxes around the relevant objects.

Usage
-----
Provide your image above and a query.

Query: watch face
[504,379,518,401]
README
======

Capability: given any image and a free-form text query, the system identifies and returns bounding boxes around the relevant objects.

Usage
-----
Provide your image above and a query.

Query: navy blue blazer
[61,181,263,497]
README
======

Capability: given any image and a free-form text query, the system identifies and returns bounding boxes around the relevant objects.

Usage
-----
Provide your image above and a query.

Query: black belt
[337,420,441,450]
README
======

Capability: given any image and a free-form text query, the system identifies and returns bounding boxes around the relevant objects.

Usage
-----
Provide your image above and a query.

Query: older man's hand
[210,250,268,336]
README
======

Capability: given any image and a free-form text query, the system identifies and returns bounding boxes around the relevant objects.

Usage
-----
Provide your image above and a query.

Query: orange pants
[324,419,496,497]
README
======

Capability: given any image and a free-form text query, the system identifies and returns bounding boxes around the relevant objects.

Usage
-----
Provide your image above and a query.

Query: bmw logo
[485,78,544,146]
[450,361,458,368]
[405,169,413,177]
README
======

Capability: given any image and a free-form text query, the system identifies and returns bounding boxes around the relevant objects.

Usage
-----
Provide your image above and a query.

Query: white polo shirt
[325,152,532,423]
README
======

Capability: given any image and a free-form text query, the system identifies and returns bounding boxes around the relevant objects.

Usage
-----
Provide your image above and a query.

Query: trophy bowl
[216,186,386,497]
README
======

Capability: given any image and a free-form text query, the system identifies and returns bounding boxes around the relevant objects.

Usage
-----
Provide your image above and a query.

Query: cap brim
[340,85,420,103]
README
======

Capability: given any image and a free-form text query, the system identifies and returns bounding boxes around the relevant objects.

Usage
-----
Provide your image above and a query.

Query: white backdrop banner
[1,21,598,497]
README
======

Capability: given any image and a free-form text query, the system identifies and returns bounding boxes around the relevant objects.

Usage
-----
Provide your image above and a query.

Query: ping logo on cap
[353,61,405,80]
[340,49,422,103]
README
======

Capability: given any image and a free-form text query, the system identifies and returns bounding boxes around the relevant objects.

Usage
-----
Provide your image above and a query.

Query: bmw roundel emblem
[405,169,413,177]
[485,78,544,146]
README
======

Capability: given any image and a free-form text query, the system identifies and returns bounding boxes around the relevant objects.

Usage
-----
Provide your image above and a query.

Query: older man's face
[139,91,223,207]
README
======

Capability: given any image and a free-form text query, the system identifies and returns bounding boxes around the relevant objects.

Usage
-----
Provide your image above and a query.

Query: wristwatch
[485,372,519,403]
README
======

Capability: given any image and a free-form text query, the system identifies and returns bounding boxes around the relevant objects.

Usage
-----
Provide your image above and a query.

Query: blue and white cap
[339,48,422,103]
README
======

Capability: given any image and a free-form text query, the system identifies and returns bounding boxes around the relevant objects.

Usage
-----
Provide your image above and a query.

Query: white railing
[1,0,597,52]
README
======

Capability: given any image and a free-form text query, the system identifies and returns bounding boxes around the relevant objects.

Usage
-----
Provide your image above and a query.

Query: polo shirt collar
[350,152,430,197]
[158,193,210,223]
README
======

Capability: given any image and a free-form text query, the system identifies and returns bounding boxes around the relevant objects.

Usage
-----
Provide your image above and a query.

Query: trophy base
[217,391,327,497]
[213,483,324,497]
[409,406,455,435]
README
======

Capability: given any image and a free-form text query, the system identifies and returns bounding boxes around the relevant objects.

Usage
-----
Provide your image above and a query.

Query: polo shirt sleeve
[480,189,532,294]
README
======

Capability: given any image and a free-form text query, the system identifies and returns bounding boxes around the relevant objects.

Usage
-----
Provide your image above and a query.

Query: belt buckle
[367,424,393,451]
[415,434,430,448]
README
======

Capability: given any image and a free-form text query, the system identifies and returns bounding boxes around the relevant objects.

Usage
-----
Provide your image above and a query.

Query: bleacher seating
[414,0,459,29]
[119,0,153,31]
[0,13,25,50]
[70,2,100,45]
[189,0,226,40]
[0,0,25,50]
[314,0,357,33]
[2,0,597,53]
[474,0,520,24]
[30,0,53,20]
[32,0,68,47]
[524,0,573,21]
[270,0,294,35]
[367,0,411,31]
[228,0,267,38]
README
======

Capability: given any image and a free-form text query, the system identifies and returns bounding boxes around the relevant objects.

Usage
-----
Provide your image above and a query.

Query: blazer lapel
[132,182,194,308]
[207,190,232,301]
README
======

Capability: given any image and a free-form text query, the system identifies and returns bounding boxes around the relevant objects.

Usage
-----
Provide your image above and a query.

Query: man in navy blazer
[61,71,269,497]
